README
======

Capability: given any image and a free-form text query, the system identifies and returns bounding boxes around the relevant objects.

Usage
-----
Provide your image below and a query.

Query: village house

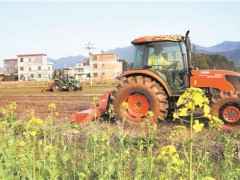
[3,54,53,81]
[74,61,90,80]
[89,53,122,82]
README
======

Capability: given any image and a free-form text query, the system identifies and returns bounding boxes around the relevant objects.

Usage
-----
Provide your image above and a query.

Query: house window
[38,74,41,78]
[48,66,51,71]
[20,58,23,62]
[93,63,97,68]
[38,66,41,70]
[93,55,97,60]
[29,59,31,62]
[31,74,34,78]
[20,67,24,71]
[102,72,105,76]
[20,75,24,80]
[93,73,98,77]
[29,67,31,71]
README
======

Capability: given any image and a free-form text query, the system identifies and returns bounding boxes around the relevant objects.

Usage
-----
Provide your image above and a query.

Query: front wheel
[211,91,240,130]
[112,76,169,125]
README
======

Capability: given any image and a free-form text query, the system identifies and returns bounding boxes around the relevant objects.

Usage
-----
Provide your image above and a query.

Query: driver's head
[154,46,163,55]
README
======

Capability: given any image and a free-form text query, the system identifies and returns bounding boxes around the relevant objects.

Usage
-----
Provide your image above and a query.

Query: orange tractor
[71,31,240,129]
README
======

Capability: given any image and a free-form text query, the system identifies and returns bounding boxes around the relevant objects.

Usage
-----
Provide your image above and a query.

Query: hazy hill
[48,55,86,69]
[106,45,134,63]
[196,41,240,52]
[195,41,240,66]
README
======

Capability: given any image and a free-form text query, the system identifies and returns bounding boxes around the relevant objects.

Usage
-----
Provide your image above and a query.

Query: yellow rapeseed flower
[120,102,128,109]
[48,103,57,111]
[18,141,27,147]
[147,111,154,119]
[193,120,204,133]
[31,131,37,137]
[38,140,43,146]
[100,133,109,142]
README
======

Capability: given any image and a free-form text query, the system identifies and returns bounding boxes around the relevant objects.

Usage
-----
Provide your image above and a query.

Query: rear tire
[112,76,169,125]
[211,91,240,129]
[52,82,62,92]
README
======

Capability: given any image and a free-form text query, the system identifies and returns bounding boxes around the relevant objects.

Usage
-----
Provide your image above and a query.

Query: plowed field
[0,81,115,122]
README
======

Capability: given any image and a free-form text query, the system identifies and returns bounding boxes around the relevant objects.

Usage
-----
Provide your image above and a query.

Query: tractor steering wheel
[166,61,179,70]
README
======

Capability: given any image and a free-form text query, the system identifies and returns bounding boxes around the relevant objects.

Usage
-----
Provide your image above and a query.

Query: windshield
[133,41,184,70]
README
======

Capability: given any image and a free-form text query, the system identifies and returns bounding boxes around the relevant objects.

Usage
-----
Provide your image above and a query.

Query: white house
[17,54,53,81]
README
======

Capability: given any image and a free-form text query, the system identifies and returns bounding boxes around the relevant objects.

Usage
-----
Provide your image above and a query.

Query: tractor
[71,31,240,130]
[51,68,82,92]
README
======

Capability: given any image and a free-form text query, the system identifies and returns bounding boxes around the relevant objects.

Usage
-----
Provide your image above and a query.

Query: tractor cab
[131,34,191,95]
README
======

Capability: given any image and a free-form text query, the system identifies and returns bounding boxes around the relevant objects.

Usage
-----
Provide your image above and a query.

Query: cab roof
[131,34,183,45]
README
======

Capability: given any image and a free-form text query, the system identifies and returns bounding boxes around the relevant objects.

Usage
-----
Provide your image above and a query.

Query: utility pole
[84,42,95,86]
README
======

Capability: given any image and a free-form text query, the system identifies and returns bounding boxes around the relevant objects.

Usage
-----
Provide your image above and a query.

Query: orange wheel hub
[123,93,150,122]
[222,106,240,124]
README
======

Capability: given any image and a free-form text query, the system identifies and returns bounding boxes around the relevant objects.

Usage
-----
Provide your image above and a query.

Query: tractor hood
[190,69,240,91]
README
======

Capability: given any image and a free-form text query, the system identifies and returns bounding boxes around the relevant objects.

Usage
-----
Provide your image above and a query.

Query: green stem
[189,98,194,180]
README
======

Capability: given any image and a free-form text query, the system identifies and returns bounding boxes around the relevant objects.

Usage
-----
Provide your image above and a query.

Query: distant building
[74,61,90,80]
[17,54,53,81]
[3,53,53,81]
[3,58,18,81]
[89,53,122,82]
[0,69,4,81]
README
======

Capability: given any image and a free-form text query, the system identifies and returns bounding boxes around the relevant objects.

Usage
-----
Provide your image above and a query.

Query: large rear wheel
[52,81,62,92]
[112,76,169,125]
[211,91,240,130]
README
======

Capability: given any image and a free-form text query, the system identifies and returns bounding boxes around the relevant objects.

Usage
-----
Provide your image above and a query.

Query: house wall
[74,62,90,80]
[89,53,122,82]
[17,54,53,81]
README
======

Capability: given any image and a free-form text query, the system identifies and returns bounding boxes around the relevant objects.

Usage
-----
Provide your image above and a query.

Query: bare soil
[0,81,115,122]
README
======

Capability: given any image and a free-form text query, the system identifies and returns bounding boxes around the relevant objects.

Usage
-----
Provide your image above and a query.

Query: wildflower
[31,131,37,137]
[49,154,56,163]
[38,140,43,146]
[44,145,53,153]
[120,102,128,109]
[79,173,86,178]
[100,133,109,142]
[27,109,35,117]
[124,149,130,158]
[23,131,30,138]
[1,121,8,126]
[18,141,27,147]
[193,120,204,133]
[35,118,43,125]
[48,103,57,111]
[147,111,154,120]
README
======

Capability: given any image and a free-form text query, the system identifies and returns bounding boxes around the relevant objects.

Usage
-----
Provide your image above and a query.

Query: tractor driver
[148,46,172,68]
[148,46,175,87]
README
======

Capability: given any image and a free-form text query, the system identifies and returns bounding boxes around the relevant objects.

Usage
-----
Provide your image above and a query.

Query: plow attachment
[71,91,111,124]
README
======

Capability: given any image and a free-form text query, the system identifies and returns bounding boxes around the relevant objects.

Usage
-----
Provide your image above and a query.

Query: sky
[1,0,240,66]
